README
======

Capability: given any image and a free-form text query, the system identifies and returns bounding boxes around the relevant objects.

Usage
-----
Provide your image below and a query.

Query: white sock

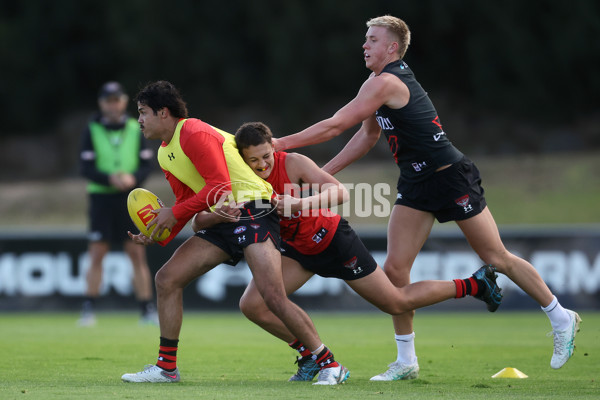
[310,344,324,356]
[395,332,417,365]
[541,296,571,331]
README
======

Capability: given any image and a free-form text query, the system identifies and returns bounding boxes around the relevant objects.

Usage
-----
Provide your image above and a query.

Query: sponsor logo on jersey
[234,226,247,234]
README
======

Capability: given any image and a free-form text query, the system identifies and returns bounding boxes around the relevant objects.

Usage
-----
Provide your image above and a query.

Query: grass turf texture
[1,311,598,399]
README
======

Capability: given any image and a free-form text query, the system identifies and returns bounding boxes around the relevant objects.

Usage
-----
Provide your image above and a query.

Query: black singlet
[376,60,463,182]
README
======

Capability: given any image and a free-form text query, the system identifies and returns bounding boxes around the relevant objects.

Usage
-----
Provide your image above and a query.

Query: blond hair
[366,15,411,59]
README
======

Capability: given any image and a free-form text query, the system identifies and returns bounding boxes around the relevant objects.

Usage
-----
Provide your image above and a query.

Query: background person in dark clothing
[78,81,157,326]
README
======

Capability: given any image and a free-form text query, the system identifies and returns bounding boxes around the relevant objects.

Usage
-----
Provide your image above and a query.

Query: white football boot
[370,360,419,381]
[121,365,180,383]
[312,365,350,385]
[550,309,582,369]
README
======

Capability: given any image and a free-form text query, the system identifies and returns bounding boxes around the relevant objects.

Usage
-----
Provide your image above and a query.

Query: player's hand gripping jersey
[268,151,340,255]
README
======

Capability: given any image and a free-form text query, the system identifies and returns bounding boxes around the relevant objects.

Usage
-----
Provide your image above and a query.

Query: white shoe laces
[139,364,157,374]
[547,328,572,356]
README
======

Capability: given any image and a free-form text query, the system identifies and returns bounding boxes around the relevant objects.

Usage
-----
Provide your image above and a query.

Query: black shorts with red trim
[281,218,377,281]
[395,156,487,223]
[194,200,281,266]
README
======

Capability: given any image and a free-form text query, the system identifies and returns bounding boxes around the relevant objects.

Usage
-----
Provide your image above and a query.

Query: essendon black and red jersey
[376,60,463,182]
[267,151,341,255]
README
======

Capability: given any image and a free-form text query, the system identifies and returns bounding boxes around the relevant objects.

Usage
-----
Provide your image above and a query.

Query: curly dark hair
[135,80,188,118]
[235,122,273,151]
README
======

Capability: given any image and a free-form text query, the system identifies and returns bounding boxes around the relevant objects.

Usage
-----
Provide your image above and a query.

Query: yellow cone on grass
[491,367,528,378]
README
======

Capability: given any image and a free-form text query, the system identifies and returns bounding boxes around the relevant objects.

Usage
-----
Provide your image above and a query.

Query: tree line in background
[0,0,599,178]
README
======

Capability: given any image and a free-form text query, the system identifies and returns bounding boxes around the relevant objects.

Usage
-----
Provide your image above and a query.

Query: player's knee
[240,299,270,324]
[379,299,414,315]
[154,267,177,293]
[481,249,513,273]
[382,266,411,287]
[239,293,260,319]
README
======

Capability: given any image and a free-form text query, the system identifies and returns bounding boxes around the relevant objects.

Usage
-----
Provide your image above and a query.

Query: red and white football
[127,188,171,241]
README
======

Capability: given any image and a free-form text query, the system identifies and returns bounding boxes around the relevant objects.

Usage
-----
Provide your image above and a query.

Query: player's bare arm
[274,74,407,152]
[191,203,242,232]
[322,114,382,175]
[274,153,349,216]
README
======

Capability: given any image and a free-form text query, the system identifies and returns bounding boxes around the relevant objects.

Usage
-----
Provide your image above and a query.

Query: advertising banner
[1,226,599,311]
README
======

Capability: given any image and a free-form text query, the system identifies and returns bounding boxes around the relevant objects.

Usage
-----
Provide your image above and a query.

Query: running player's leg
[347,267,454,314]
[244,240,321,351]
[244,240,349,385]
[385,204,435,334]
[240,256,321,382]
[388,208,434,327]
[348,264,501,312]
[240,256,314,342]
[155,236,229,339]
[368,205,434,380]
[457,207,580,369]
[457,207,553,304]
[122,236,230,383]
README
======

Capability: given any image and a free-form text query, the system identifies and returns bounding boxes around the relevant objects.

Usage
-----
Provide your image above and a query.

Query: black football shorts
[281,218,378,281]
[395,156,487,223]
[195,200,281,266]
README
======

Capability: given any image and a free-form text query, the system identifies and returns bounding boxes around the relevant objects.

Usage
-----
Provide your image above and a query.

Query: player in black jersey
[274,15,580,378]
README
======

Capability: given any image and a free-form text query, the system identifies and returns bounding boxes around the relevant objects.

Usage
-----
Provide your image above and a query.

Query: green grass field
[1,311,597,399]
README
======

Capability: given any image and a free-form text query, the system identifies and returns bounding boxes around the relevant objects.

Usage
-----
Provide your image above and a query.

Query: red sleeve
[171,127,232,223]
[156,168,195,246]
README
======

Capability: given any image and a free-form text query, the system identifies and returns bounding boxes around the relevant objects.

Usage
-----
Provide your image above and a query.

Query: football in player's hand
[127,188,171,241]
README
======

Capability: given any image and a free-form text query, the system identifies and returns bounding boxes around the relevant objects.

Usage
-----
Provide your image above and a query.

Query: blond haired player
[274,15,581,378]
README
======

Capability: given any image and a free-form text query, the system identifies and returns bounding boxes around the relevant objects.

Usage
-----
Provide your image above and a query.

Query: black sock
[82,297,96,312]
[140,300,155,316]
[314,346,339,369]
[289,339,311,357]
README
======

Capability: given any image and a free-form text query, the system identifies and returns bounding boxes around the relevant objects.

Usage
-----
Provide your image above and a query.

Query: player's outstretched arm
[274,76,389,152]
[322,114,381,176]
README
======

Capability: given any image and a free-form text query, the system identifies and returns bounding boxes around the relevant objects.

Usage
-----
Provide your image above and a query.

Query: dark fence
[1,226,599,312]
